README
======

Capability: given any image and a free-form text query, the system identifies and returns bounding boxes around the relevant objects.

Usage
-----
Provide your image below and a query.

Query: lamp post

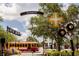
[76,35,78,50]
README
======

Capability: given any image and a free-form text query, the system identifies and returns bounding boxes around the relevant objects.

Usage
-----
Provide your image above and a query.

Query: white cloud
[2,4,17,14]
[0,3,20,20]
[18,31,31,41]
[18,14,37,33]
[16,3,39,13]
[17,35,27,41]
[21,15,37,25]
[61,3,70,11]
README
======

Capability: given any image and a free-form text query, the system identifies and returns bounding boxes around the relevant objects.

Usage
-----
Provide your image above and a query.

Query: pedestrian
[12,48,14,55]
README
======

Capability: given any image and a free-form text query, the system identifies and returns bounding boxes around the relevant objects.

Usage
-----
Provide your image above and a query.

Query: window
[10,44,11,47]
[23,44,24,47]
[6,43,8,47]
[32,44,36,47]
[32,44,33,46]
[17,44,19,47]
[25,44,27,47]
[20,44,22,47]
[37,44,38,47]
[15,44,17,47]
[32,44,34,47]
[10,44,14,47]
[15,44,19,47]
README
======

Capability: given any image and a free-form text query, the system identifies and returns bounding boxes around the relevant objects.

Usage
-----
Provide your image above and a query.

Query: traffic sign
[7,26,21,36]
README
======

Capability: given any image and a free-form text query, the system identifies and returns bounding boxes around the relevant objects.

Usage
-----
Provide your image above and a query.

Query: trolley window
[17,44,19,47]
[20,44,23,47]
[15,44,19,47]
[23,44,25,47]
[15,44,17,47]
[32,44,35,46]
[25,44,27,47]
[6,43,8,47]
[10,44,14,47]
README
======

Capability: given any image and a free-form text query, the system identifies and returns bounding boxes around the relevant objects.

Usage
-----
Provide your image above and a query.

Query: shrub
[44,49,60,56]
[51,50,60,56]
[60,50,72,56]
[46,49,53,56]
[0,48,21,56]
[44,49,77,56]
[74,50,79,56]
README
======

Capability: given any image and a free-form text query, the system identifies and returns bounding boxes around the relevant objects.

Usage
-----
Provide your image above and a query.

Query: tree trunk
[57,43,61,51]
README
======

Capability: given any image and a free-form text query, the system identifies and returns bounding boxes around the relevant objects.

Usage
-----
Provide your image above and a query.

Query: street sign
[7,26,21,36]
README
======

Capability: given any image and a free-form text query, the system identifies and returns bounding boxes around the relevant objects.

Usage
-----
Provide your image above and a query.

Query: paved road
[11,47,43,56]
[19,52,43,56]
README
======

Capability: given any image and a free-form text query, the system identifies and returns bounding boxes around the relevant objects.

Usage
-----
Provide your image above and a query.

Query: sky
[0,3,79,42]
[0,3,39,41]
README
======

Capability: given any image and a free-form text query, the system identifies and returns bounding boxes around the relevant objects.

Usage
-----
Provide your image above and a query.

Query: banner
[20,11,44,16]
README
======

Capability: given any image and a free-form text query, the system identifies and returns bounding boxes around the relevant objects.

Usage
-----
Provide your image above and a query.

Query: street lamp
[57,29,66,37]
[66,23,74,31]
[65,22,76,56]
[76,35,79,50]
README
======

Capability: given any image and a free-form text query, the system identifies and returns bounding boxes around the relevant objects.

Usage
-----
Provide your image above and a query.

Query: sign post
[0,38,5,56]
[70,39,75,56]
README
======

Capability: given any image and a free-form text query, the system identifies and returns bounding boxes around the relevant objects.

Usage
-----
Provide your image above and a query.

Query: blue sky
[0,3,79,42]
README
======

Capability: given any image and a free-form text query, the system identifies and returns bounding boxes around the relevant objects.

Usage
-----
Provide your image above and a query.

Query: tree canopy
[0,26,16,42]
[26,36,39,42]
[29,3,79,50]
[0,16,16,43]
